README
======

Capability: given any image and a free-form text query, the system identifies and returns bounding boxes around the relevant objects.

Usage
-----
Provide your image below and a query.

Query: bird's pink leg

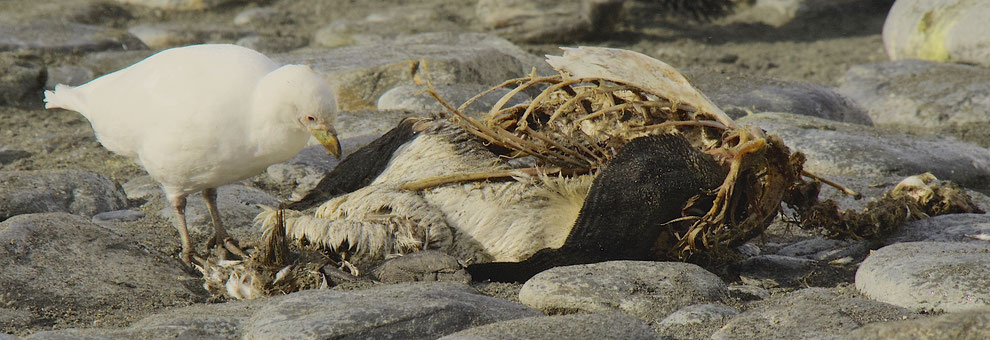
[203,188,249,259]
[171,195,194,265]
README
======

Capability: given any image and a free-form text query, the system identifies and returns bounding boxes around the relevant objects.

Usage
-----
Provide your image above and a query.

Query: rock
[728,285,771,301]
[122,175,161,201]
[377,84,528,116]
[475,0,625,43]
[92,209,145,224]
[883,0,990,67]
[519,261,728,325]
[78,50,155,78]
[733,255,818,288]
[0,52,44,107]
[312,5,468,48]
[776,237,870,262]
[886,213,990,244]
[233,7,288,26]
[724,0,862,27]
[687,69,871,125]
[0,22,145,53]
[1,307,32,333]
[242,282,539,339]
[660,303,739,326]
[155,184,278,240]
[235,34,308,54]
[855,241,990,313]
[439,312,659,340]
[66,2,132,27]
[0,149,31,166]
[0,332,20,340]
[0,213,202,331]
[837,60,990,148]
[127,24,250,49]
[712,288,917,339]
[44,64,95,89]
[846,307,990,339]
[0,170,128,221]
[372,250,471,284]
[736,112,990,192]
[114,0,238,11]
[276,32,548,110]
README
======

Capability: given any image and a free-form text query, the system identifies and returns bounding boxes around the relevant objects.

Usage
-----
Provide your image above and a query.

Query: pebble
[439,312,659,340]
[475,0,625,43]
[837,59,990,147]
[0,213,201,332]
[846,307,990,340]
[883,0,990,67]
[0,170,128,221]
[737,112,990,192]
[712,288,917,339]
[276,32,549,110]
[519,261,728,325]
[855,241,990,313]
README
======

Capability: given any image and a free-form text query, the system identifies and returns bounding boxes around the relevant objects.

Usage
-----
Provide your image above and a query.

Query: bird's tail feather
[43,84,83,111]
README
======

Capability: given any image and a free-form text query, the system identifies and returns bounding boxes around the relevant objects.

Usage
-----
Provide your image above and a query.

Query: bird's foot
[207,236,251,260]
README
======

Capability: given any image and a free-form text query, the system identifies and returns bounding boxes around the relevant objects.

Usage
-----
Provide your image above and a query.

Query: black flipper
[468,134,727,282]
[290,118,422,210]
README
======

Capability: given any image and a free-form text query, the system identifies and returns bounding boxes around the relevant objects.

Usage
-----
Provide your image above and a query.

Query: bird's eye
[306,115,317,122]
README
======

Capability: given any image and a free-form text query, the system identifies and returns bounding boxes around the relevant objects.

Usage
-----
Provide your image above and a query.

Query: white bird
[43,44,341,265]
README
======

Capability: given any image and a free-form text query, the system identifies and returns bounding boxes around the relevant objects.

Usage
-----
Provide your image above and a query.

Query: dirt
[0,0,900,336]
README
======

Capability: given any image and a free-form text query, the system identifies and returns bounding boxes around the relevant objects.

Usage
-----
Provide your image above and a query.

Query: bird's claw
[207,235,250,260]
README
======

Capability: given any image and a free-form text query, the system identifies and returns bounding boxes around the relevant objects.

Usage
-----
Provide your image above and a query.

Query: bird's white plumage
[44,44,335,200]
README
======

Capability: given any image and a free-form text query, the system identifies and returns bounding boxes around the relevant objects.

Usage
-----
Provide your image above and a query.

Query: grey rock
[242,282,540,339]
[115,0,239,11]
[44,64,95,89]
[0,170,128,221]
[155,184,278,239]
[127,24,250,49]
[733,254,817,288]
[372,250,471,284]
[92,209,145,224]
[312,5,468,48]
[0,332,21,340]
[0,52,44,107]
[728,284,771,301]
[776,237,870,262]
[712,288,917,340]
[724,0,859,27]
[235,34,308,54]
[837,60,990,147]
[659,303,739,326]
[476,0,625,43]
[440,312,660,340]
[855,241,990,313]
[0,213,202,332]
[0,149,30,166]
[0,22,145,53]
[736,112,990,192]
[122,175,161,201]
[886,213,990,244]
[276,32,548,110]
[687,69,871,125]
[845,307,990,340]
[519,261,728,324]
[883,0,990,67]
[233,7,287,26]
[1,307,32,332]
[78,50,154,78]
[65,2,132,27]
[378,84,529,116]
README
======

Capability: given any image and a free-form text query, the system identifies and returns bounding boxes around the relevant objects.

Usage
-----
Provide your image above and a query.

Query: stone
[0,170,128,221]
[723,0,864,27]
[0,149,31,166]
[377,84,528,116]
[439,312,659,340]
[114,0,238,11]
[92,209,145,224]
[475,0,625,43]
[837,60,990,148]
[712,288,917,339]
[127,24,250,49]
[776,237,870,262]
[0,52,44,107]
[736,112,990,192]
[659,303,739,326]
[886,213,990,245]
[0,213,202,332]
[66,2,132,27]
[44,64,94,90]
[275,32,548,110]
[846,307,990,340]
[78,50,155,79]
[728,285,771,301]
[0,22,145,53]
[855,241,990,313]
[732,254,817,288]
[312,5,468,48]
[233,7,287,26]
[235,34,308,54]
[519,261,728,325]
[372,250,471,284]
[155,184,278,240]
[686,68,871,125]
[122,175,162,201]
[883,0,990,67]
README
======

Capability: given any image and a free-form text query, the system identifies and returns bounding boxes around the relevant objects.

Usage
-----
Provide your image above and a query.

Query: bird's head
[262,64,341,159]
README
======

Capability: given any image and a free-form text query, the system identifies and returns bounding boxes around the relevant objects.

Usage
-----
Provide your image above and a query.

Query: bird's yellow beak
[309,125,341,159]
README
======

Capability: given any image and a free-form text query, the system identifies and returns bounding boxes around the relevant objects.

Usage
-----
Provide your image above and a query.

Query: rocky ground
[2,0,990,339]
